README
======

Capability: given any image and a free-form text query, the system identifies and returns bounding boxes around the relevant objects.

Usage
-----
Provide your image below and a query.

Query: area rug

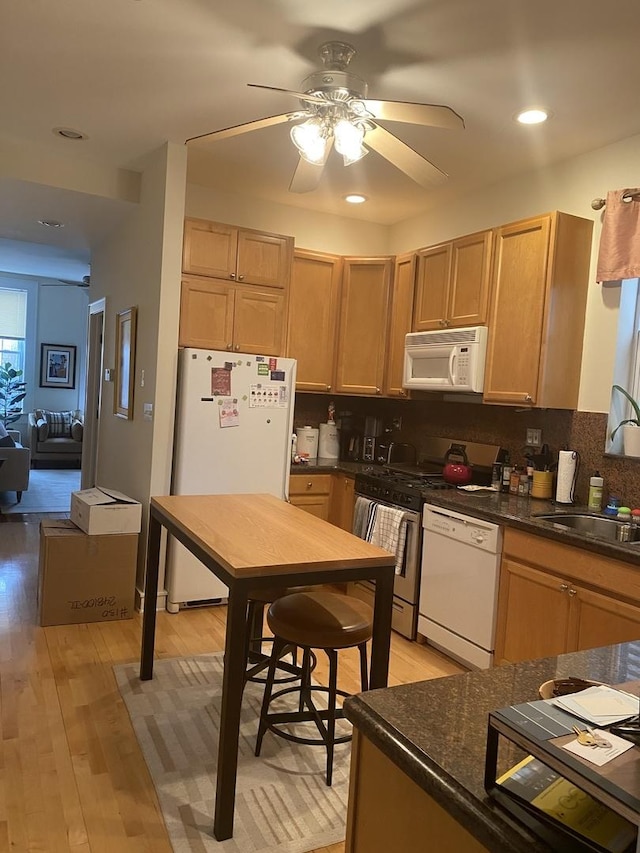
[0,467,80,514]
[114,653,351,853]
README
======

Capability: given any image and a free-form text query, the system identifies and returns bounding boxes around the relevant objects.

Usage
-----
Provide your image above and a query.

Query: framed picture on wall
[39,343,77,389]
[114,306,137,419]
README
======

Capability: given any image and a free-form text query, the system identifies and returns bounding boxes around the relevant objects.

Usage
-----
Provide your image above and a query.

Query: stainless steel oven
[351,474,422,639]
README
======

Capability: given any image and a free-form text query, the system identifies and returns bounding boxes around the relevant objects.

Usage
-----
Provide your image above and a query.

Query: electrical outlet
[392,416,402,430]
[526,428,542,447]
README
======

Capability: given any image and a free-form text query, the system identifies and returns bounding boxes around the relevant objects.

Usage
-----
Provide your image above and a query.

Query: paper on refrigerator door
[249,384,289,407]
[219,398,239,427]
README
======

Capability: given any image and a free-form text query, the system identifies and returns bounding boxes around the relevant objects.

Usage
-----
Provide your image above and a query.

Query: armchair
[28,409,83,468]
[0,430,30,503]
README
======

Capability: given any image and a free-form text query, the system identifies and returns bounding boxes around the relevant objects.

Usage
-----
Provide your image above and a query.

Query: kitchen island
[343,641,640,852]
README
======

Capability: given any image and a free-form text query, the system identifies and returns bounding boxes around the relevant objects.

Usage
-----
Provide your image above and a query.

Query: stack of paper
[553,685,639,726]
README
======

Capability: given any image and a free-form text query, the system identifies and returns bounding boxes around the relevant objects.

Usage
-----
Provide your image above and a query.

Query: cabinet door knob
[439,319,446,327]
[237,274,245,281]
[376,387,381,394]
[306,482,313,489]
[568,588,577,596]
[400,390,406,397]
[226,343,232,350]
[234,344,240,351]
[326,385,331,391]
[560,583,569,592]
[229,272,236,279]
[524,394,532,402]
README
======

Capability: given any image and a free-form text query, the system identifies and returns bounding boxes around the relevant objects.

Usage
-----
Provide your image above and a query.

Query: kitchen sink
[533,513,640,543]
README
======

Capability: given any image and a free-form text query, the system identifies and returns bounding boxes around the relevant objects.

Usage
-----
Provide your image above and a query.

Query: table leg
[369,566,394,690]
[140,513,161,680]
[213,583,249,841]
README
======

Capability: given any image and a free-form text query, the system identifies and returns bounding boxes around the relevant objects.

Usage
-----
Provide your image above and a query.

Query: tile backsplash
[295,394,640,509]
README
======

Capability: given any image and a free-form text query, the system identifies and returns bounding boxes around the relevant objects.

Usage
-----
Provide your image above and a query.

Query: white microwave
[403,326,488,393]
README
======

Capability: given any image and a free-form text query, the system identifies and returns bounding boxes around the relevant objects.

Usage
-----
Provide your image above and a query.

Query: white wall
[186,183,389,256]
[391,132,640,413]
[90,142,186,591]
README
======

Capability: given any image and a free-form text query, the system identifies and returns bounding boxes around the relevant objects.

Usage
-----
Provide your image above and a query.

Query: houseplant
[610,384,640,457]
[0,362,27,427]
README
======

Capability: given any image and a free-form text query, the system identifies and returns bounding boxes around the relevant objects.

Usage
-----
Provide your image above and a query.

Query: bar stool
[255,590,373,785]
[244,586,315,685]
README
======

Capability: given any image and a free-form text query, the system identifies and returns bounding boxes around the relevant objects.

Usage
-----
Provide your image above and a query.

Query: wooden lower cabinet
[494,529,640,665]
[288,474,332,521]
[329,473,355,532]
[345,730,490,853]
[289,472,355,529]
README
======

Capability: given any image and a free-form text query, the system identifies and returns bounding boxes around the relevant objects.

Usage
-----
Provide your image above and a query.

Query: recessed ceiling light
[38,219,64,228]
[516,108,549,125]
[344,194,367,204]
[52,127,88,141]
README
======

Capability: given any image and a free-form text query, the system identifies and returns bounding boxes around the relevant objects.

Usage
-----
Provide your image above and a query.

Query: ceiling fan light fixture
[290,119,327,164]
[333,118,367,164]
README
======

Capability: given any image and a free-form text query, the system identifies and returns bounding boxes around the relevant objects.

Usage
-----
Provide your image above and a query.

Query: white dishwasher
[418,503,502,670]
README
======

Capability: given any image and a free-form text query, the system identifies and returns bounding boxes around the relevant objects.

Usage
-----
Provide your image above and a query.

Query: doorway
[81,298,105,490]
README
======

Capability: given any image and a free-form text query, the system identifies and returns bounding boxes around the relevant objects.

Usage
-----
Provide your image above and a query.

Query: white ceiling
[2,0,640,279]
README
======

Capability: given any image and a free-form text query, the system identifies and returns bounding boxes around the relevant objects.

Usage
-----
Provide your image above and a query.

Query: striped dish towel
[352,496,376,539]
[369,504,409,575]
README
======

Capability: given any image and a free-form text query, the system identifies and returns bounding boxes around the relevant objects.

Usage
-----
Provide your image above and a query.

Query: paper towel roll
[555,450,579,504]
[318,423,340,460]
[296,426,319,460]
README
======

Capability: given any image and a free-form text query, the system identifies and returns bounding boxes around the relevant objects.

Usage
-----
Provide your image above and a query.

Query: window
[0,288,28,414]
[607,278,640,453]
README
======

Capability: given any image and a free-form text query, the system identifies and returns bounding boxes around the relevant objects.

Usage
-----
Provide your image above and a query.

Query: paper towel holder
[555,449,580,505]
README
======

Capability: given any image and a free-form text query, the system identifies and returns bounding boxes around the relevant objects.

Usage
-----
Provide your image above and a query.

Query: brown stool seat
[243,585,316,686]
[256,590,374,786]
[268,591,373,649]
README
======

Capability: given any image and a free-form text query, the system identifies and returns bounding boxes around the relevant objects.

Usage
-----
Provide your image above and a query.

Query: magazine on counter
[496,755,636,853]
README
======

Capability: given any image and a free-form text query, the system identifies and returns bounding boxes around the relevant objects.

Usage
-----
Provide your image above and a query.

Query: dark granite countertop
[344,642,640,852]
[290,461,640,566]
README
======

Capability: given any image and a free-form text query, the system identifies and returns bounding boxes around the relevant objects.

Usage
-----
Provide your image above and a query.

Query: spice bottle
[509,465,521,495]
[587,472,604,512]
[502,455,512,493]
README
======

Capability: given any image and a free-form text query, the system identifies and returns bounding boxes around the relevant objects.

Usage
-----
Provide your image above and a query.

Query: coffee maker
[362,416,383,463]
[337,412,363,461]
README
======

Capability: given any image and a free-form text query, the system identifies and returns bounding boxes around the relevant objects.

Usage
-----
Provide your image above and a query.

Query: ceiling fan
[186,41,464,194]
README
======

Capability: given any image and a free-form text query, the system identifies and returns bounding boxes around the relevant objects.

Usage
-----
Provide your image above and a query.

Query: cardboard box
[70,486,142,535]
[38,519,138,627]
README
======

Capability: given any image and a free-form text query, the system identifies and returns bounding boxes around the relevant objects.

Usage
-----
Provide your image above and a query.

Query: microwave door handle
[448,348,456,384]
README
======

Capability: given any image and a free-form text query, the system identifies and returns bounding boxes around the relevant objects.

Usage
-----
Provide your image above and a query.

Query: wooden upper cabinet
[483,212,593,408]
[335,257,393,396]
[448,230,493,326]
[179,277,285,356]
[232,287,286,355]
[413,230,492,331]
[286,249,342,393]
[413,243,450,331]
[182,218,293,288]
[179,276,234,350]
[384,253,416,398]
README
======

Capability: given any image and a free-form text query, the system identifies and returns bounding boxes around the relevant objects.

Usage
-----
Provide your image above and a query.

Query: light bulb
[290,120,327,164]
[333,119,367,164]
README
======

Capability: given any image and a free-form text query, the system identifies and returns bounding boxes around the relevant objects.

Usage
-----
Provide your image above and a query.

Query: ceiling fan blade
[248,83,327,105]
[364,125,448,188]
[186,112,304,145]
[289,138,333,193]
[360,99,465,131]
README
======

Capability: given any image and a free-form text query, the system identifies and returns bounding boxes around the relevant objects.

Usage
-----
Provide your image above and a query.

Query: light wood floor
[0,515,465,852]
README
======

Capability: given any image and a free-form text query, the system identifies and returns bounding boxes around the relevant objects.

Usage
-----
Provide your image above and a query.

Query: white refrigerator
[165,347,297,612]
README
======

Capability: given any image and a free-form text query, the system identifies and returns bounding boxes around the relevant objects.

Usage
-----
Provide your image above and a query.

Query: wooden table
[140,493,396,841]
